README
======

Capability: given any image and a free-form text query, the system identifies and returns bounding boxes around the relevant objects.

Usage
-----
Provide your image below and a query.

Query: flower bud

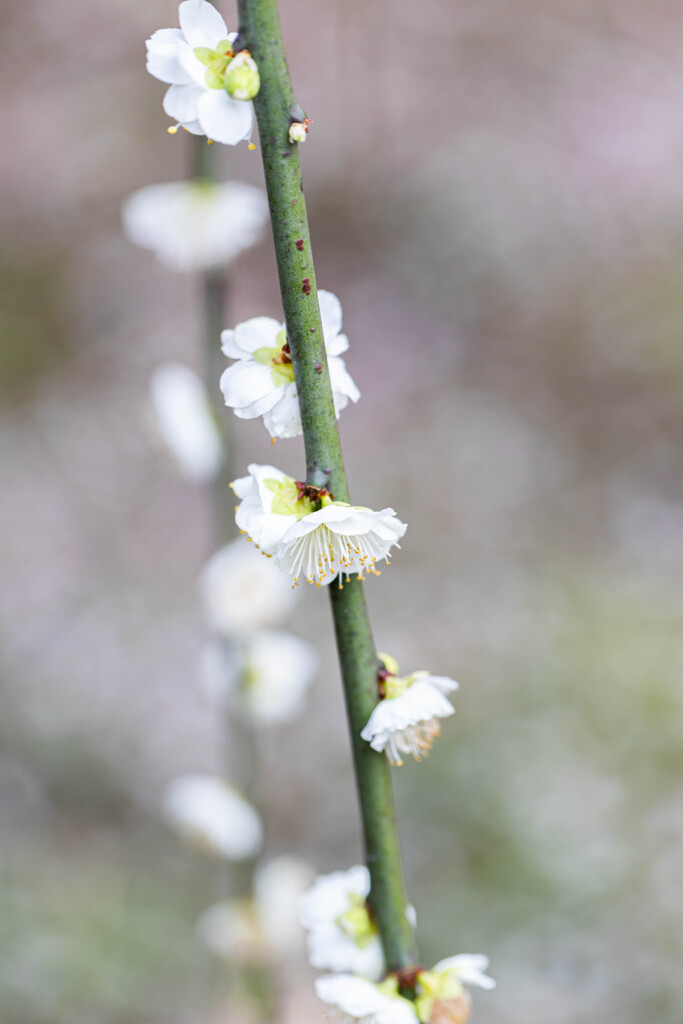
[289,122,308,144]
[225,52,260,100]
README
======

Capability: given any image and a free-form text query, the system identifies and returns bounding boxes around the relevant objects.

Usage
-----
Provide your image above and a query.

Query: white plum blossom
[197,855,314,963]
[200,630,317,724]
[232,463,300,555]
[232,464,407,583]
[220,291,360,438]
[414,955,495,1023]
[315,975,419,1024]
[146,0,255,144]
[122,180,268,271]
[298,865,416,980]
[149,362,223,481]
[360,655,458,766]
[276,503,406,587]
[199,538,296,635]
[162,774,262,860]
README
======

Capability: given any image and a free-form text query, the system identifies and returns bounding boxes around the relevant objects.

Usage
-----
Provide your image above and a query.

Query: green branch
[236,0,416,971]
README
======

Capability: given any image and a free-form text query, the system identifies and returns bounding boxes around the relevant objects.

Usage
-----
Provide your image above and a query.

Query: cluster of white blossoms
[232,463,406,586]
[141,6,496,1018]
[299,864,494,1022]
[220,290,360,438]
[361,653,459,766]
[146,0,258,144]
[314,956,495,1024]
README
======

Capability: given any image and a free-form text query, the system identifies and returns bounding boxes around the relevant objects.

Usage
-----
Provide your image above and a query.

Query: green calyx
[264,476,315,519]
[253,329,296,387]
[415,970,464,1023]
[385,670,429,701]
[336,894,377,949]
[194,39,234,90]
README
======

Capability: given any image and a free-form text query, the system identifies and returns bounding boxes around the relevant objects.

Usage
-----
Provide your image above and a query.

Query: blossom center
[335,894,376,949]
[264,475,315,519]
[194,39,235,89]
[415,970,466,1024]
[253,328,296,386]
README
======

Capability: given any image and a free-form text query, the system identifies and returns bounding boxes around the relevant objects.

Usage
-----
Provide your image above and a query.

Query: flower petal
[220,362,281,418]
[326,331,349,356]
[179,0,228,48]
[262,388,303,439]
[146,28,194,84]
[232,316,282,354]
[318,290,343,343]
[198,90,254,145]
[330,356,361,406]
[433,954,497,990]
[163,83,203,124]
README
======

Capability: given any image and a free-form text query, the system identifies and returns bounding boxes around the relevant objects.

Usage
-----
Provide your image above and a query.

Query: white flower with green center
[162,774,262,860]
[220,291,360,438]
[232,463,317,556]
[145,0,256,145]
[315,975,419,1024]
[200,629,317,724]
[360,654,458,766]
[298,865,416,979]
[414,956,495,1024]
[199,538,296,635]
[232,464,406,581]
[122,180,268,271]
[149,362,223,481]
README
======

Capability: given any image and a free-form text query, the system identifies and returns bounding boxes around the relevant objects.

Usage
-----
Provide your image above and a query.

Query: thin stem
[236,0,416,971]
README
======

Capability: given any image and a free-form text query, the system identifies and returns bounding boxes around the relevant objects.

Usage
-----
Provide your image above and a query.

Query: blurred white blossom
[414,955,495,1023]
[220,291,360,438]
[149,362,223,482]
[298,865,415,979]
[198,855,314,963]
[200,630,317,724]
[122,180,268,271]
[199,538,296,635]
[146,0,255,144]
[361,656,457,766]
[163,774,262,860]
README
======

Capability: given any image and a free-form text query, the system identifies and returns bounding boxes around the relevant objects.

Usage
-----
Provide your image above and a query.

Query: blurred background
[2,0,683,1021]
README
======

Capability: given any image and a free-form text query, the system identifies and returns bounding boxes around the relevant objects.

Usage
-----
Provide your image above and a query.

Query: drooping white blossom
[197,855,314,963]
[276,503,406,586]
[414,955,495,1023]
[360,655,458,766]
[298,865,416,979]
[220,291,360,438]
[314,975,419,1024]
[199,538,296,635]
[232,464,407,582]
[148,362,223,481]
[163,774,262,860]
[200,630,317,724]
[122,180,268,271]
[146,0,255,144]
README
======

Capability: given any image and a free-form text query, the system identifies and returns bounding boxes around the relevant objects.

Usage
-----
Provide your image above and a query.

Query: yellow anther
[167,124,180,134]
[248,142,256,150]
[207,139,214,144]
